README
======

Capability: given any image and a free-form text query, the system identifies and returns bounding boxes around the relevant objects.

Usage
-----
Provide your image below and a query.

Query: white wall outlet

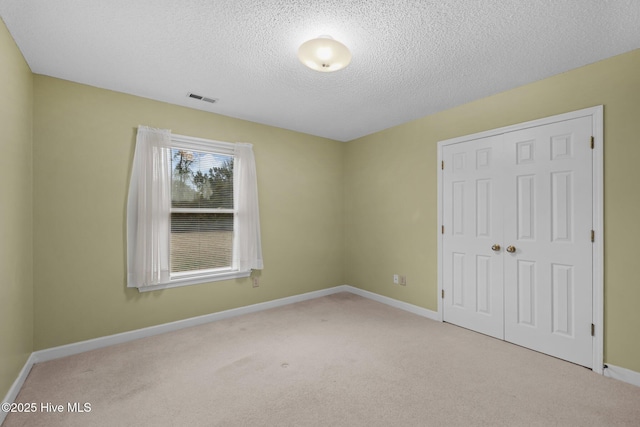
[252,277,259,288]
[393,274,399,284]
[400,275,407,286]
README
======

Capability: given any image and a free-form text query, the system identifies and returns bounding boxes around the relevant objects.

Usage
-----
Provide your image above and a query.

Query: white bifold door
[442,116,593,368]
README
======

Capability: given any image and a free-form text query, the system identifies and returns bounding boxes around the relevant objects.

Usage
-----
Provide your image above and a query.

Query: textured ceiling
[1,1,639,141]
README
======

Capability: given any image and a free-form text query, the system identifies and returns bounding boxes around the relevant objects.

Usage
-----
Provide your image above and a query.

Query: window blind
[170,148,235,274]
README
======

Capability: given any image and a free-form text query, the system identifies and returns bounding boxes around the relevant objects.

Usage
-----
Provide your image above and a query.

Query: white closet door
[441,115,594,368]
[442,135,505,339]
[502,116,593,368]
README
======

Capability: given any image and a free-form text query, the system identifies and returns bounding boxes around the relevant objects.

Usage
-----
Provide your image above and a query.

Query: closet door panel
[502,116,593,368]
[442,135,505,339]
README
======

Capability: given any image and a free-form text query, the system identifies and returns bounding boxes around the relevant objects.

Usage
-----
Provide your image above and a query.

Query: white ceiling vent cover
[187,93,218,104]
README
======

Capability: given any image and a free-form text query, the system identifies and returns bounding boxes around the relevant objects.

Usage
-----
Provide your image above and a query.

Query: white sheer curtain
[233,143,264,271]
[127,126,172,288]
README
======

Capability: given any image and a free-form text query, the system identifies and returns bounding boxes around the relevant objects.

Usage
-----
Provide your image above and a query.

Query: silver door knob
[491,244,501,252]
[506,245,516,253]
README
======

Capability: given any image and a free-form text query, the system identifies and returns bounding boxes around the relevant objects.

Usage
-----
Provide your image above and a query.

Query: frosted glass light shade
[298,36,352,72]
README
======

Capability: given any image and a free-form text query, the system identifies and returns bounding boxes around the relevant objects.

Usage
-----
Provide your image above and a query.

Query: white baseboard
[0,353,37,425]
[32,285,350,364]
[343,285,439,321]
[32,285,439,364]
[15,283,635,423]
[604,364,640,388]
[1,286,353,424]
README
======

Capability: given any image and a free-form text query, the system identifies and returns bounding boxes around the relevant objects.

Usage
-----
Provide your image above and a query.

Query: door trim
[436,105,604,374]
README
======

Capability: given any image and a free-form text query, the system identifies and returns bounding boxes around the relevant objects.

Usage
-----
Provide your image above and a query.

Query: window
[171,146,234,275]
[127,127,263,291]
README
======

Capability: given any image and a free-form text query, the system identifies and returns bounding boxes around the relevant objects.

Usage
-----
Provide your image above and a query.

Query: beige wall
[32,76,345,350]
[0,18,33,398]
[345,49,640,373]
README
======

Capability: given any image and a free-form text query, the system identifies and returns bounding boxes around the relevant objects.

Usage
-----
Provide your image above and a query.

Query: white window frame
[158,134,249,291]
[127,128,262,293]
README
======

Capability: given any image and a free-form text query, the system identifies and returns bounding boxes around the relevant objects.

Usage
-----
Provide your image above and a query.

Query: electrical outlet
[252,277,260,288]
[393,274,399,284]
[400,275,407,286]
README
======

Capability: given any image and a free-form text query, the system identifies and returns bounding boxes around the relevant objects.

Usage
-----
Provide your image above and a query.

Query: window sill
[137,269,251,293]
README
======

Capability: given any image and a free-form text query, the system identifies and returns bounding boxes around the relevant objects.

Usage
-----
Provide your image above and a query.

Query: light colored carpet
[4,292,640,426]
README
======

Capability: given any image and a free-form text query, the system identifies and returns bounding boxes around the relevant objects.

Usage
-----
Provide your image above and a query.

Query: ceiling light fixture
[298,35,351,73]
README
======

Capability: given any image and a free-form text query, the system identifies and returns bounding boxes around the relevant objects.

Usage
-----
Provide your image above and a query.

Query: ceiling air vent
[187,93,218,104]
